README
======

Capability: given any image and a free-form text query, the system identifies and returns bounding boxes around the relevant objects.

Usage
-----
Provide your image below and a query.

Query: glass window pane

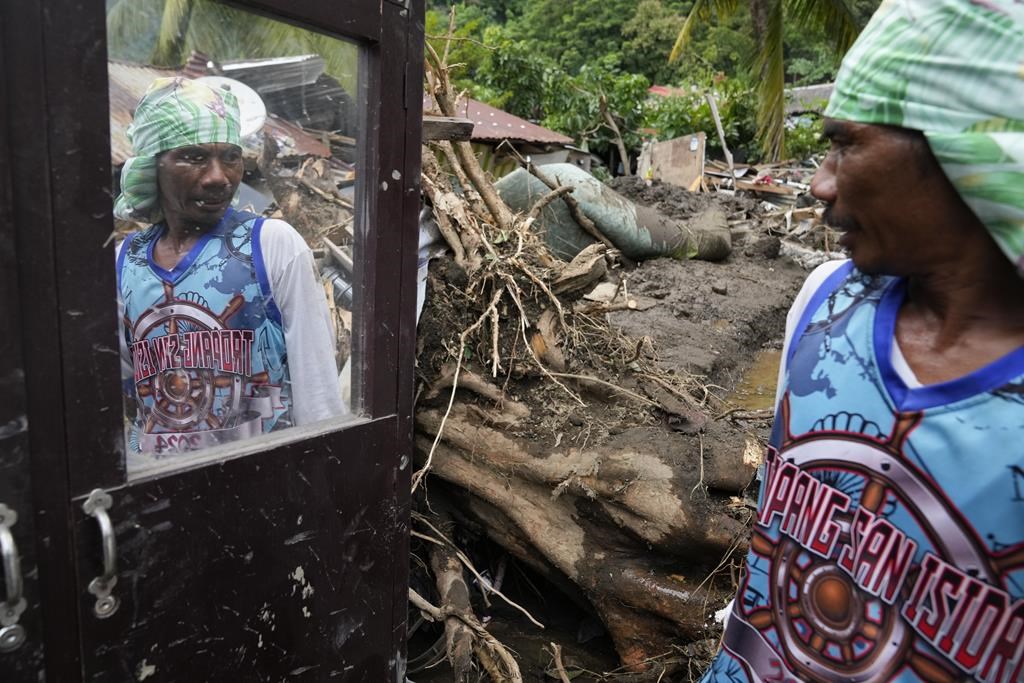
[106,0,364,477]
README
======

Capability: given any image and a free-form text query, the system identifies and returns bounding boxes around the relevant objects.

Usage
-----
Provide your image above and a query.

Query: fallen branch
[411,286,504,493]
[408,588,524,683]
[548,372,658,408]
[297,176,353,208]
[528,185,574,221]
[599,93,631,177]
[412,526,545,629]
[421,149,469,268]
[549,643,572,683]
[425,41,515,232]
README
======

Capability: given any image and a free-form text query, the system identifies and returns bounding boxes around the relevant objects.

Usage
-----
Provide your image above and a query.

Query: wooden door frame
[1,0,423,678]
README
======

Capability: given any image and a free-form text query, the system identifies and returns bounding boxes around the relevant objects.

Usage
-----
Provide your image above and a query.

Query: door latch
[0,504,27,653]
[82,490,119,619]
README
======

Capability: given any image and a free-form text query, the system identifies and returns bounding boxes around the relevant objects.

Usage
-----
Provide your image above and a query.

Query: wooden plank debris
[639,133,706,191]
[423,115,475,142]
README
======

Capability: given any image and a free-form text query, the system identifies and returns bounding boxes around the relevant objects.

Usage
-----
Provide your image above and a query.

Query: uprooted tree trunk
[412,33,760,680]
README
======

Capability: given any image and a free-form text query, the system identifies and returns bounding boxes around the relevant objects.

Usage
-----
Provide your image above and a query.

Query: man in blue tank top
[703,2,1024,681]
[115,78,345,460]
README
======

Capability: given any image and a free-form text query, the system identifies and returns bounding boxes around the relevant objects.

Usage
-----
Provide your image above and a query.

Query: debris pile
[406,41,835,682]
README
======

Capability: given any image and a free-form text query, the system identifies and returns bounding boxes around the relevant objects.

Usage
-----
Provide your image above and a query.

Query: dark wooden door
[1,0,423,680]
[0,15,48,676]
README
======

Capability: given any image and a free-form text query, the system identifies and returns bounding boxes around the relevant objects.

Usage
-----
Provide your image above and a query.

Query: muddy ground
[605,177,804,391]
[410,177,816,682]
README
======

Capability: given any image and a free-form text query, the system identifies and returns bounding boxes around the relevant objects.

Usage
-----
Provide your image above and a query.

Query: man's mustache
[822,205,860,233]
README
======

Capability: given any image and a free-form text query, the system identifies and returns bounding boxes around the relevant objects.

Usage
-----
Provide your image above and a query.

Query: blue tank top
[704,263,1024,683]
[118,208,292,457]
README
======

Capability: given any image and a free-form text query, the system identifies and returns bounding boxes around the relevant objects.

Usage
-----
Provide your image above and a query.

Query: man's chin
[847,249,900,276]
[186,207,229,227]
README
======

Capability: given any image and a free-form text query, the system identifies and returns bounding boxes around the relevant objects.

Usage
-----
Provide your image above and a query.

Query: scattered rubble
[409,44,843,683]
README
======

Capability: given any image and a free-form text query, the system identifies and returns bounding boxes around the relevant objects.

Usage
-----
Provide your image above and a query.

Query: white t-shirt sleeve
[115,238,134,382]
[774,259,850,410]
[258,219,348,423]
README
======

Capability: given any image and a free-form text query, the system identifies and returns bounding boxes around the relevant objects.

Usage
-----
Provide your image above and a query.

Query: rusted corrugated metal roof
[785,83,834,114]
[423,95,572,145]
[263,114,331,158]
[109,60,180,166]
[648,85,687,98]
[109,59,330,166]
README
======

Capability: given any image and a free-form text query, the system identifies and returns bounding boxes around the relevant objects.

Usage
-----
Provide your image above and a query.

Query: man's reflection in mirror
[115,77,345,458]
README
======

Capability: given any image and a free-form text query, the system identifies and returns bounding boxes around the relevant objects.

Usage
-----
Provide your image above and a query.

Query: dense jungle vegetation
[425,0,883,164]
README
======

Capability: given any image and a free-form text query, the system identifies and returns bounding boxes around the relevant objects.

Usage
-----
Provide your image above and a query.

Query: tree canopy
[427,0,882,165]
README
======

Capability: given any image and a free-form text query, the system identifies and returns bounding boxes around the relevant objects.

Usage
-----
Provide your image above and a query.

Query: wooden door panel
[0,0,420,678]
[75,417,402,681]
[0,15,47,678]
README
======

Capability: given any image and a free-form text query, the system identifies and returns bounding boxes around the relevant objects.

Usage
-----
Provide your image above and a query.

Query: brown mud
[410,177,812,682]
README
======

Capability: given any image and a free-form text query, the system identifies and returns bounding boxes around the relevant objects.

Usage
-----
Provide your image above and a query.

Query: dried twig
[549,643,572,683]
[503,282,584,405]
[547,372,659,407]
[425,42,515,232]
[408,589,524,683]
[714,406,774,421]
[690,432,707,499]
[296,177,352,208]
[412,527,545,629]
[527,185,573,221]
[412,287,504,493]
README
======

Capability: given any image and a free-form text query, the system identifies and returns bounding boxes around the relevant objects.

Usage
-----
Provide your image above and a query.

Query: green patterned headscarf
[114,77,241,222]
[826,0,1024,271]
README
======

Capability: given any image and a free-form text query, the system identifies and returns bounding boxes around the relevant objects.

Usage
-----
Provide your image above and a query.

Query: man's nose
[201,158,230,189]
[810,156,837,204]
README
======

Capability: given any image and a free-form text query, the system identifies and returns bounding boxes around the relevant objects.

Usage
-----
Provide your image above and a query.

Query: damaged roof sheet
[109,60,180,167]
[424,95,572,145]
[109,59,330,166]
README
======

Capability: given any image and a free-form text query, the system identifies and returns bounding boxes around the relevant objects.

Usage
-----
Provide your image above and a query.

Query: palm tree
[670,0,860,160]
[106,0,359,94]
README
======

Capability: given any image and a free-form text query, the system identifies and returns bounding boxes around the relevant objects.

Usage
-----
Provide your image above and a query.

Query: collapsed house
[423,94,589,178]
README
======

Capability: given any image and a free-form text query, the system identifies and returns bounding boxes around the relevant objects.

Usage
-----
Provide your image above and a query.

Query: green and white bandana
[826,0,1024,271]
[114,77,241,222]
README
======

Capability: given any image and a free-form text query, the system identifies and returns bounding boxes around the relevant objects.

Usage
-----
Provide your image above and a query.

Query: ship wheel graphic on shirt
[131,282,264,432]
[739,395,1019,683]
[225,221,254,263]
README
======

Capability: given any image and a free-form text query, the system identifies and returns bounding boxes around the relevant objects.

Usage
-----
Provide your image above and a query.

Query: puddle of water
[727,349,782,411]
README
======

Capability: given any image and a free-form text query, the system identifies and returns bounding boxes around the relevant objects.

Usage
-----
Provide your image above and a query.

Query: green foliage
[620,0,688,84]
[107,0,359,93]
[784,116,828,160]
[475,26,551,120]
[542,57,652,156]
[645,78,761,160]
[506,0,640,74]
[425,6,493,95]
[427,0,526,23]
[671,0,878,160]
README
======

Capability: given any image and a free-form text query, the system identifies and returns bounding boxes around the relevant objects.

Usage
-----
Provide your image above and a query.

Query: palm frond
[127,0,359,93]
[754,0,785,160]
[669,0,741,63]
[106,0,165,62]
[151,0,195,66]
[786,0,859,54]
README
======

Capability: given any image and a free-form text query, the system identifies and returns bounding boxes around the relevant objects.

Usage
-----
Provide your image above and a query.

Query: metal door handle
[82,490,119,619]
[0,504,27,653]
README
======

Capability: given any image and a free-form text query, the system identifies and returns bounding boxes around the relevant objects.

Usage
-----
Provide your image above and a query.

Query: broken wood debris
[422,114,475,142]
